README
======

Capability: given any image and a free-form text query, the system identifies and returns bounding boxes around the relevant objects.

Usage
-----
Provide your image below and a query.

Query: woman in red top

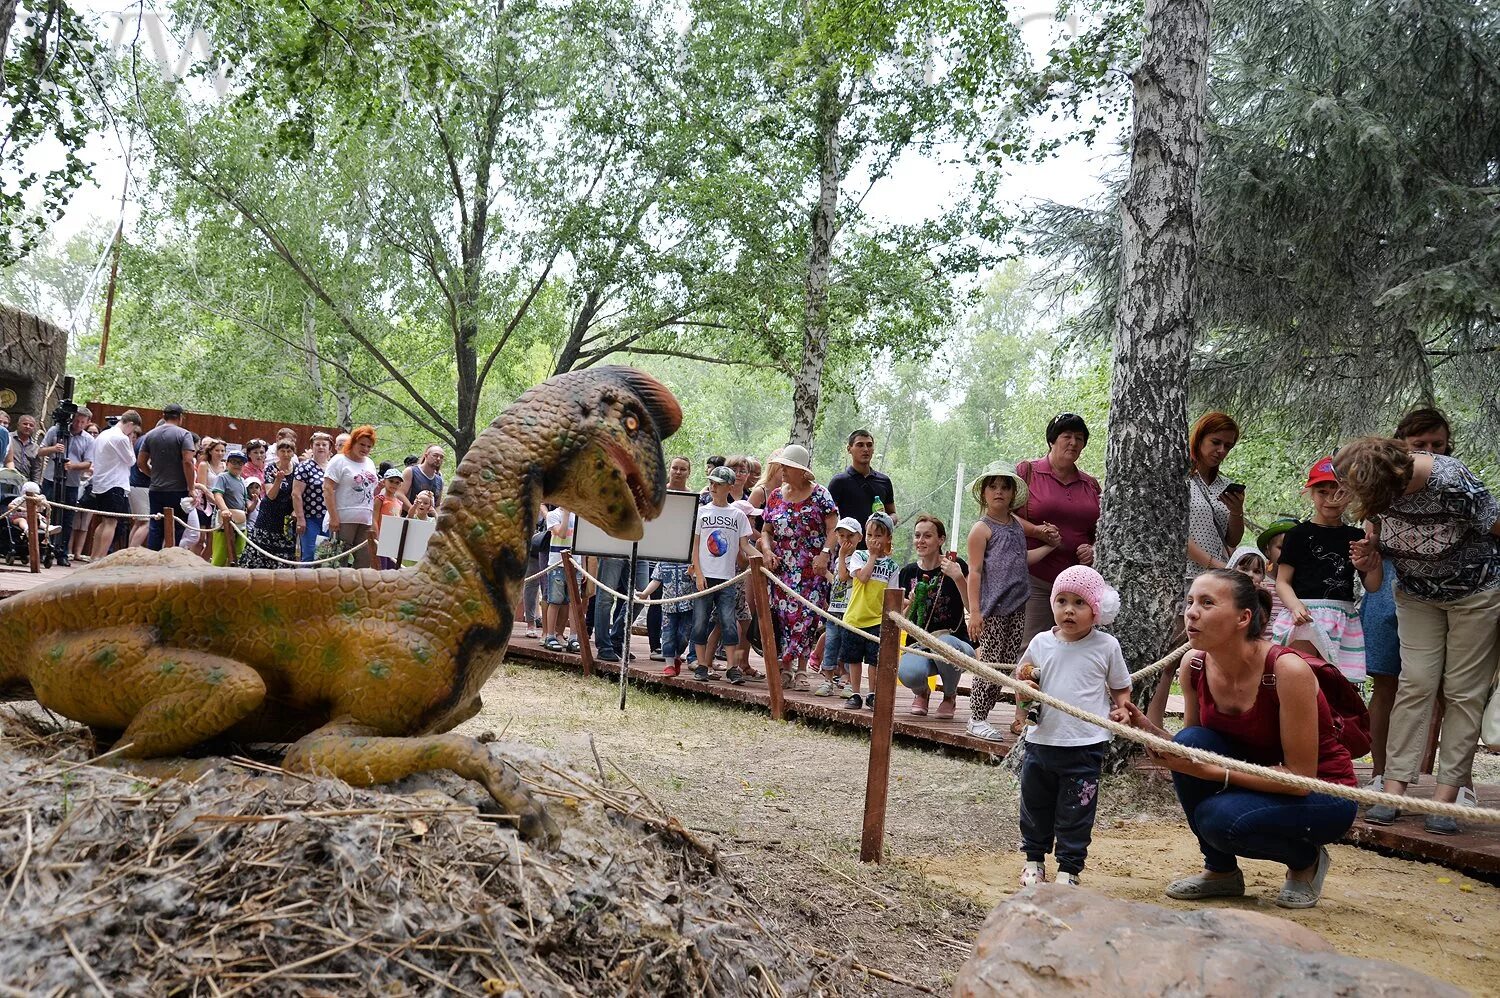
[1016,412,1102,644]
[1126,570,1356,909]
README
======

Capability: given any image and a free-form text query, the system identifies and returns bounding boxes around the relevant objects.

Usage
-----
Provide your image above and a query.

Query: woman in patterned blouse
[1334,436,1500,836]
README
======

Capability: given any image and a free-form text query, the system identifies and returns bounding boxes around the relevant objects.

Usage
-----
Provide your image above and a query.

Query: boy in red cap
[1270,457,1383,682]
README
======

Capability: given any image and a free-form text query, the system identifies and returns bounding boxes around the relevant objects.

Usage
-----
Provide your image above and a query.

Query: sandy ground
[919,822,1499,996]
[461,661,1498,996]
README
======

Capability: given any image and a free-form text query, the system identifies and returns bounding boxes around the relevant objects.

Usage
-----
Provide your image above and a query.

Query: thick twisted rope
[20,496,163,519]
[217,517,371,567]
[567,555,748,606]
[761,567,1189,682]
[889,611,1500,824]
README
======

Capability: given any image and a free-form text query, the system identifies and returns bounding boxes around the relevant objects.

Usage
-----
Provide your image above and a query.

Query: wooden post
[860,589,904,864]
[162,511,176,548]
[561,555,593,676]
[25,496,41,573]
[747,552,784,721]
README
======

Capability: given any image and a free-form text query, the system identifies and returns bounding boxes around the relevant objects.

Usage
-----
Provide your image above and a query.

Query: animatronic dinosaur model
[0,367,682,846]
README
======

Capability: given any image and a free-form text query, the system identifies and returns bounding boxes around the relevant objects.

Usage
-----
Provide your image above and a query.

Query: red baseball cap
[1305,456,1338,488]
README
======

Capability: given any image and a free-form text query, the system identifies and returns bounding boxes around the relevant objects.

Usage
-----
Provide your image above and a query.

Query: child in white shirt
[1014,565,1131,888]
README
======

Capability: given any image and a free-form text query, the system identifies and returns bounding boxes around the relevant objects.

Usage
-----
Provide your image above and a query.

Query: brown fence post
[162,511,176,548]
[26,496,41,573]
[860,589,904,864]
[747,553,784,721]
[562,555,594,676]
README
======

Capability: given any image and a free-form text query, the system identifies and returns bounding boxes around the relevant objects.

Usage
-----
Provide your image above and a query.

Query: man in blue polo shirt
[827,429,896,540]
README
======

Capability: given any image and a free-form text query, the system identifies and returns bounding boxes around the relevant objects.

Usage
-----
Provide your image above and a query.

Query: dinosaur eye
[624,413,640,432]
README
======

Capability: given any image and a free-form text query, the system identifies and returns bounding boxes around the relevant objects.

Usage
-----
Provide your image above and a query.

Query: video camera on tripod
[48,376,80,504]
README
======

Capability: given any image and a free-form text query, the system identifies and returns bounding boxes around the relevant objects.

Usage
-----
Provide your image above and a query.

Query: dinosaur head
[534,366,682,540]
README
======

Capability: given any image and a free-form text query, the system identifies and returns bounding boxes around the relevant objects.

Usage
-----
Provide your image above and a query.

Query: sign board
[375,516,438,564]
[570,490,699,563]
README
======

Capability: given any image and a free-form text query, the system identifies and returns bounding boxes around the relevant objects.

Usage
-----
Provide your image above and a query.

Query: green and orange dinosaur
[0,367,682,846]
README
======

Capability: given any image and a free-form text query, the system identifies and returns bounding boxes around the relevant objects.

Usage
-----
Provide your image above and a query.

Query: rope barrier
[20,496,163,520]
[566,556,749,607]
[211,518,372,567]
[888,611,1500,824]
[761,567,1187,682]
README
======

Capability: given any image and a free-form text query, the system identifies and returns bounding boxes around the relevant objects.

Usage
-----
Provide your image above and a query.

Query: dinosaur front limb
[282,720,561,847]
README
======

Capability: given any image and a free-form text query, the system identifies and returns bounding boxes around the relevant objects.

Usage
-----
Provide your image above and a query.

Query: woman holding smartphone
[1148,411,1245,724]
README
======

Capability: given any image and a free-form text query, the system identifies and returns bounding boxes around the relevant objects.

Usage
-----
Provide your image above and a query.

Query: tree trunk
[788,72,842,451]
[1096,0,1210,765]
[301,294,324,413]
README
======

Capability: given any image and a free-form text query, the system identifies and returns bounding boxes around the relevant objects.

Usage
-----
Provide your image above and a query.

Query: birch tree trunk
[1096,0,1210,732]
[788,72,841,450]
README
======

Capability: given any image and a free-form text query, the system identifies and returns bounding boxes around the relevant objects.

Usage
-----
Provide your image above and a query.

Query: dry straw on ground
[0,708,859,996]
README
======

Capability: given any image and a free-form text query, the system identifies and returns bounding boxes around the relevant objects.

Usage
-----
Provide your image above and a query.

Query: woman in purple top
[1015,413,1102,644]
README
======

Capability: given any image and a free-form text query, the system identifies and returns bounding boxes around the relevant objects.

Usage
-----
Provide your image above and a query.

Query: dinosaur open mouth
[624,466,653,519]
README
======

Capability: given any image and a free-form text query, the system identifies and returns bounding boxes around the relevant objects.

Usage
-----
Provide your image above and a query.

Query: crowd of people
[0,405,444,572]
[4,399,1496,909]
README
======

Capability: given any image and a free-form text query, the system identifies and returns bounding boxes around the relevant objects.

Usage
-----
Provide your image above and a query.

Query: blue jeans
[593,558,650,657]
[1020,741,1106,875]
[661,611,694,661]
[898,634,971,697]
[1171,726,1357,873]
[299,521,329,562]
[147,488,189,550]
[693,579,740,648]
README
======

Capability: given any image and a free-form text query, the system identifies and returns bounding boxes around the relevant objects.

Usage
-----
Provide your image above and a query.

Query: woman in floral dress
[758,444,839,690]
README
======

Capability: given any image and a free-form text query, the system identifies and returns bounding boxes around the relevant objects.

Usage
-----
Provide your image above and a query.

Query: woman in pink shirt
[1015,412,1102,644]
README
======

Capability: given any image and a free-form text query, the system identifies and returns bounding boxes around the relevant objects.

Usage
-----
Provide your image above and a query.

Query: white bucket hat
[773,444,813,473]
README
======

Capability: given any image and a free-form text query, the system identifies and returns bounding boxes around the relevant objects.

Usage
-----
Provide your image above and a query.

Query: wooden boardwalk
[505,631,1500,879]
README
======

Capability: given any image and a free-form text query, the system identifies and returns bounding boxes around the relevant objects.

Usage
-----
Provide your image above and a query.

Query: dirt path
[463,661,1496,995]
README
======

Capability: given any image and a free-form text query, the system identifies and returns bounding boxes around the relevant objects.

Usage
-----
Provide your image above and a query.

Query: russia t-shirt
[695,502,751,579]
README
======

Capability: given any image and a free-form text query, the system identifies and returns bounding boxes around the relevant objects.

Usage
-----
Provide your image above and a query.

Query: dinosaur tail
[0,597,29,690]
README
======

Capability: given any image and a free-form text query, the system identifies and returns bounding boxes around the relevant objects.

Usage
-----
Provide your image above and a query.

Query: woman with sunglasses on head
[241,439,269,485]
[1014,413,1102,645]
[1333,434,1500,836]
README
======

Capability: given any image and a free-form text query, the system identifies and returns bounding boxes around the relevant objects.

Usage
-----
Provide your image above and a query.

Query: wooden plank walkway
[505,632,1500,879]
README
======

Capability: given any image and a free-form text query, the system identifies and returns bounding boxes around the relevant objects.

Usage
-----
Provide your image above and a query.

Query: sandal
[566,637,581,653]
[1165,870,1245,901]
[1274,847,1331,909]
[793,673,813,692]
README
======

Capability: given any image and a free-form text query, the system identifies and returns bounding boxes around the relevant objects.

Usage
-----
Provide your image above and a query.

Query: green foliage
[1031,0,1500,442]
[1,0,103,266]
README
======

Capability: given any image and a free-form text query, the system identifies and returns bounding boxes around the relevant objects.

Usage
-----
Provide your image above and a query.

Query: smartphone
[1223,483,1246,497]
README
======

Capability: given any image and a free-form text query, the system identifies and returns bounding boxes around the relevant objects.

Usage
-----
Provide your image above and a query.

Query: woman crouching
[1125,569,1356,909]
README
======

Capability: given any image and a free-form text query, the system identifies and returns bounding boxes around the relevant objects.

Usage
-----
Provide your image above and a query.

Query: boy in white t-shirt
[1013,565,1132,888]
[691,466,755,683]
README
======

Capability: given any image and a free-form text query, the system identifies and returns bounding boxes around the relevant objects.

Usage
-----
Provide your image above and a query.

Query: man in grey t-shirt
[137,404,199,549]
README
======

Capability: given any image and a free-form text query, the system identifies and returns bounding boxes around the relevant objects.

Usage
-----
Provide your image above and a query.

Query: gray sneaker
[1365,804,1400,825]
[1423,814,1460,836]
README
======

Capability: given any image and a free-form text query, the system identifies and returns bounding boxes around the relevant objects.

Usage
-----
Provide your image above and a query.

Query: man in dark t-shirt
[138,404,198,549]
[827,429,896,540]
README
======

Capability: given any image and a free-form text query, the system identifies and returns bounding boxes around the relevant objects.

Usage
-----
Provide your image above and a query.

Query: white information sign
[375,516,438,564]
[570,490,699,563]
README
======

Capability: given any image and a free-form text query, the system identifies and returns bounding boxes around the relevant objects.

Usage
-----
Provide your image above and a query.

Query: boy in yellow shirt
[838,512,898,710]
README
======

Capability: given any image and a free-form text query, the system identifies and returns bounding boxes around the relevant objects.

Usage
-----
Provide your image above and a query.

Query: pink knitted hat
[1051,565,1121,626]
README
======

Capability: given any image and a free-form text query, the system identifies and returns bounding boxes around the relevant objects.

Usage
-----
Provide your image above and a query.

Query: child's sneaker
[661,660,682,678]
[814,679,838,697]
[694,665,715,682]
[842,694,863,710]
[1056,872,1081,886]
[838,681,856,698]
[726,666,745,685]
[1020,861,1046,888]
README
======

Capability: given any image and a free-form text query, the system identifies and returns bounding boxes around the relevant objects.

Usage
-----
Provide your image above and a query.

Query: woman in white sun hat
[758,444,839,691]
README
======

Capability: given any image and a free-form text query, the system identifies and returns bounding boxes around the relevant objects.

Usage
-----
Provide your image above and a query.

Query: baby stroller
[3,481,57,568]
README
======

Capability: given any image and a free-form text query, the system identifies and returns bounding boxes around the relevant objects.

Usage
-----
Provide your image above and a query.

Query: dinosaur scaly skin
[0,367,682,846]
